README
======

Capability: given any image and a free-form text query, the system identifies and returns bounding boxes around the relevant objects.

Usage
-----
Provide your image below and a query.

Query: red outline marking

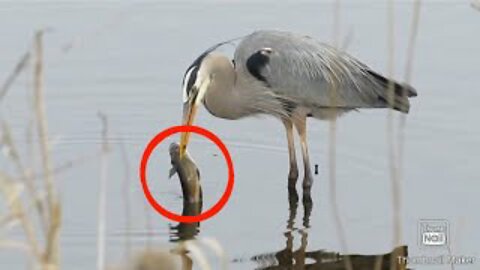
[139,125,234,223]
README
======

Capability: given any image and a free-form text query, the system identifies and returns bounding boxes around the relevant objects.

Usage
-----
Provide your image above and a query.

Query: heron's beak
[179,76,211,158]
[180,87,199,158]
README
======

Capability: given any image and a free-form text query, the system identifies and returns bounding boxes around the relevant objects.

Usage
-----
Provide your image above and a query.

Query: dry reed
[0,29,62,270]
[0,51,30,102]
[387,1,422,269]
[384,2,403,270]
[328,1,353,270]
[119,140,132,258]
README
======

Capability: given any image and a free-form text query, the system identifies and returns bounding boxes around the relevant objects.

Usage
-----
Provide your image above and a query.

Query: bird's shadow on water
[241,188,409,270]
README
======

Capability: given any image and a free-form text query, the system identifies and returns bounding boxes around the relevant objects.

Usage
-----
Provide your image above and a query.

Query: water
[1,1,479,269]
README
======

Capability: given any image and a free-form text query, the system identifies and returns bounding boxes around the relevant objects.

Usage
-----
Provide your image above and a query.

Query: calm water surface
[1,1,479,269]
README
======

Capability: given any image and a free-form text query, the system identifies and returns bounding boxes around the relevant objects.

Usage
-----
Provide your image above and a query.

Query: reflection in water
[169,201,203,242]
[128,201,204,270]
[250,189,409,270]
[125,171,206,270]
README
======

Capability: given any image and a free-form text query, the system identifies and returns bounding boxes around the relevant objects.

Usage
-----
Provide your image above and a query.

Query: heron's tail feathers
[367,70,418,113]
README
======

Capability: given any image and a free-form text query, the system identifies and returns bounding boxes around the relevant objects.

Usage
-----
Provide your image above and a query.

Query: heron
[179,30,417,193]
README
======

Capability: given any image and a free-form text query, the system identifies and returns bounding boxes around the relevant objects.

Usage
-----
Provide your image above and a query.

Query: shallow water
[1,1,479,269]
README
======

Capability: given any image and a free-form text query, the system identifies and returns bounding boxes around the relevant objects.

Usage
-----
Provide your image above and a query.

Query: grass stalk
[33,30,56,220]
[397,0,422,196]
[120,140,132,257]
[1,120,48,233]
[385,1,403,269]
[394,2,421,269]
[0,171,42,260]
[329,1,353,270]
[386,0,400,242]
[0,51,30,102]
[33,29,62,270]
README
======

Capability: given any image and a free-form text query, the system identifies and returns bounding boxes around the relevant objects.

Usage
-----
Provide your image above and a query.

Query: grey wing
[234,30,417,112]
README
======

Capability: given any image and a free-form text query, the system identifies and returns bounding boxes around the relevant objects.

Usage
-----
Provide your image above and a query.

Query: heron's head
[179,52,234,157]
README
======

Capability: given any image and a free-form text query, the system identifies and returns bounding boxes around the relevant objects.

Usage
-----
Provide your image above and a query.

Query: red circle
[139,125,234,223]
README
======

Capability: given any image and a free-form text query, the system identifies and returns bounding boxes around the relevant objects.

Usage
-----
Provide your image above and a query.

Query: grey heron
[179,30,417,193]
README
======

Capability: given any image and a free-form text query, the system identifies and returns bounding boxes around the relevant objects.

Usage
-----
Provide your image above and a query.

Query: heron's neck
[203,76,257,120]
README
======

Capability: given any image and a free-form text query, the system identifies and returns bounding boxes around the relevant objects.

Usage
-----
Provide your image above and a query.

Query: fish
[169,142,202,203]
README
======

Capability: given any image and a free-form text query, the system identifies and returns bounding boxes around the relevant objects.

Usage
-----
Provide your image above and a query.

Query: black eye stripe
[183,41,228,97]
[184,66,199,98]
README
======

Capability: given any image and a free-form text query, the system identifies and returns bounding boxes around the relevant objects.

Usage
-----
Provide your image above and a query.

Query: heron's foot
[288,166,299,188]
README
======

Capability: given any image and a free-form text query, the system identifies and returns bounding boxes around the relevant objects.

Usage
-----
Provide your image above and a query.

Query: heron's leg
[293,116,313,193]
[282,119,298,188]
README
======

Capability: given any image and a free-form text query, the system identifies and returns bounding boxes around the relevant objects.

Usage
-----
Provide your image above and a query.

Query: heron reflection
[249,189,409,270]
[169,201,202,242]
